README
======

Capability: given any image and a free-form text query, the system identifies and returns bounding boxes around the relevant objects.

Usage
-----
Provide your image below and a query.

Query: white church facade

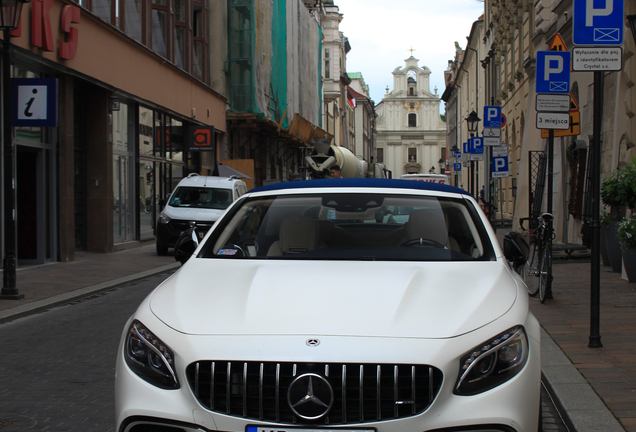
[375,56,447,178]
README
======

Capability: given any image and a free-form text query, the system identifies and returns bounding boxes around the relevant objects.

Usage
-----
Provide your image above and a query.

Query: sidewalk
[532,257,634,432]
[0,241,633,432]
[0,242,179,322]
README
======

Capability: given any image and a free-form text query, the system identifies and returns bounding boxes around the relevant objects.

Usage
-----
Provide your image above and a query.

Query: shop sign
[188,125,215,152]
[11,78,58,127]
[31,0,81,60]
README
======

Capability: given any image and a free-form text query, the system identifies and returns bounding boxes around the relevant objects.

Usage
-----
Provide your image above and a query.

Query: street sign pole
[546,129,554,300]
[589,70,603,348]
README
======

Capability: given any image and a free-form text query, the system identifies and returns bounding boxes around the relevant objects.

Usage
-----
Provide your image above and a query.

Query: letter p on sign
[483,106,501,128]
[545,55,563,80]
[487,108,498,122]
[586,0,613,26]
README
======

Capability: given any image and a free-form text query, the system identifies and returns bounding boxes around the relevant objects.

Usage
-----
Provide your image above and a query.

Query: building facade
[3,0,226,266]
[348,73,376,167]
[445,0,636,254]
[442,20,486,196]
[322,0,352,150]
[375,57,446,178]
[223,0,330,185]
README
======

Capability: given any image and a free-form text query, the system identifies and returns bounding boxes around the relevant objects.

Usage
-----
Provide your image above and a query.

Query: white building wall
[376,57,446,177]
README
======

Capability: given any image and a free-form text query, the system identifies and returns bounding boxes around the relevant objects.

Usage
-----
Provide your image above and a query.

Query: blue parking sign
[454,163,462,172]
[470,137,484,154]
[492,156,509,178]
[573,0,623,46]
[483,106,501,128]
[536,51,570,94]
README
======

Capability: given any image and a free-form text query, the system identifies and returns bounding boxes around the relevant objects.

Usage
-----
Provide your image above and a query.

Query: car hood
[150,259,517,339]
[164,205,225,221]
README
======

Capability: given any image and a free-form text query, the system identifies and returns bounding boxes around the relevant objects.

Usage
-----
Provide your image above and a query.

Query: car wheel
[156,243,169,256]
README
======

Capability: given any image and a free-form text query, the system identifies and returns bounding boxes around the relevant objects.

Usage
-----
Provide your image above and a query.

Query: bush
[617,216,636,251]
[600,210,620,227]
[601,157,636,210]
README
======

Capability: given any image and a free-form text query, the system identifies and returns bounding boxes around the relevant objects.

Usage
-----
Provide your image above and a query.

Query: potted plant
[617,215,636,282]
[601,158,636,272]
[599,210,618,267]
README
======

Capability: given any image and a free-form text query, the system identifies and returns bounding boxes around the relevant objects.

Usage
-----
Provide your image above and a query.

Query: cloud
[336,0,484,108]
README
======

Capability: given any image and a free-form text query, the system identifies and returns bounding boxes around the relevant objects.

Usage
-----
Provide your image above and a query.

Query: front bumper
[156,220,213,248]
[115,313,541,432]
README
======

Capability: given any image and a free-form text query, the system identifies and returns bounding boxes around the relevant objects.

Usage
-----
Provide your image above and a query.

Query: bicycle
[519,213,554,303]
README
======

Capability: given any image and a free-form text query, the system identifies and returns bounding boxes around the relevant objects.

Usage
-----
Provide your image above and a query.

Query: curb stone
[540,327,625,432]
[0,262,180,324]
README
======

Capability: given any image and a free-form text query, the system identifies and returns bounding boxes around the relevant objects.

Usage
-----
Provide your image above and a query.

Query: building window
[90,0,208,81]
[93,0,112,23]
[174,0,187,70]
[123,0,143,43]
[151,0,169,58]
[377,148,384,164]
[192,1,206,80]
[409,87,414,96]
[408,113,416,127]
[408,148,417,162]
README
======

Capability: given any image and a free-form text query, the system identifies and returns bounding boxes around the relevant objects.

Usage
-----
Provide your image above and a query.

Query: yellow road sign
[550,33,568,52]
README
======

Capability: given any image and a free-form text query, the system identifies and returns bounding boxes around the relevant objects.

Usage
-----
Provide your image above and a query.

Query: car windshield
[200,192,494,262]
[169,187,233,210]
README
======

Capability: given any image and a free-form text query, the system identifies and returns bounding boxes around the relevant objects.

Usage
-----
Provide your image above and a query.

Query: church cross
[408,47,416,56]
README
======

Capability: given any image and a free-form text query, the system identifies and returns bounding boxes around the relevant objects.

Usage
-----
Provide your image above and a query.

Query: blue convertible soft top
[250,178,472,196]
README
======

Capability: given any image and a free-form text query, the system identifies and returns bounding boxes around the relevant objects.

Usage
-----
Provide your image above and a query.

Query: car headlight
[454,326,528,396]
[158,212,171,224]
[124,320,179,389]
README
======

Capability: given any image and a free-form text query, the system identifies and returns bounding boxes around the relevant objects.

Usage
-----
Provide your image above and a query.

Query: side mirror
[503,231,529,268]
[174,222,200,265]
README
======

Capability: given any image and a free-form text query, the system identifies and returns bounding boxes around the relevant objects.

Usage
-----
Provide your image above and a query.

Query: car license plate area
[247,427,375,432]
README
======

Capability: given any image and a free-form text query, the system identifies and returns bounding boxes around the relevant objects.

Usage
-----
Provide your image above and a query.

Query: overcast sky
[336,0,485,107]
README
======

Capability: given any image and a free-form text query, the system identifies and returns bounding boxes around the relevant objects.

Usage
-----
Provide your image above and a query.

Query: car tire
[156,243,169,256]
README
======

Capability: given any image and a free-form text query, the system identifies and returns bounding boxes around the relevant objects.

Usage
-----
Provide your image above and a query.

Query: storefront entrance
[16,145,55,265]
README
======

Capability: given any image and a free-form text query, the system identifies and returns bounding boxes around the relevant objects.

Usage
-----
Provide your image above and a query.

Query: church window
[325,49,330,79]
[376,148,384,164]
[409,88,414,96]
[408,113,416,127]
[408,148,417,162]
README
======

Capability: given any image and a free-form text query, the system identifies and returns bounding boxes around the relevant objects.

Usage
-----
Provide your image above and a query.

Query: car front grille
[168,220,214,233]
[186,361,443,425]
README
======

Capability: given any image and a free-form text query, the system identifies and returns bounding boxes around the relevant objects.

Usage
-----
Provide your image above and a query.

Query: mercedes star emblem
[287,373,334,420]
[306,338,320,347]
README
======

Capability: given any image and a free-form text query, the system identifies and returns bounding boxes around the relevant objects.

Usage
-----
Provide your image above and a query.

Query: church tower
[375,56,447,177]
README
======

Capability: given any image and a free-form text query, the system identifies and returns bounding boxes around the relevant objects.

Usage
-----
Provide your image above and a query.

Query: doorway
[16,147,46,264]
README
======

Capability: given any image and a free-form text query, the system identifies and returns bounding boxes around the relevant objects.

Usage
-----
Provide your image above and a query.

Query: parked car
[155,174,247,255]
[116,178,540,432]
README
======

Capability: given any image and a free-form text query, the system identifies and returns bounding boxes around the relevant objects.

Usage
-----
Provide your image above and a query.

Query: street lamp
[438,158,445,173]
[465,110,480,136]
[465,110,480,196]
[0,0,30,300]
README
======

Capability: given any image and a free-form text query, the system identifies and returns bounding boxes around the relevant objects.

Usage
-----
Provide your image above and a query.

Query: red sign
[31,0,81,60]
[188,125,215,152]
[445,168,451,175]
